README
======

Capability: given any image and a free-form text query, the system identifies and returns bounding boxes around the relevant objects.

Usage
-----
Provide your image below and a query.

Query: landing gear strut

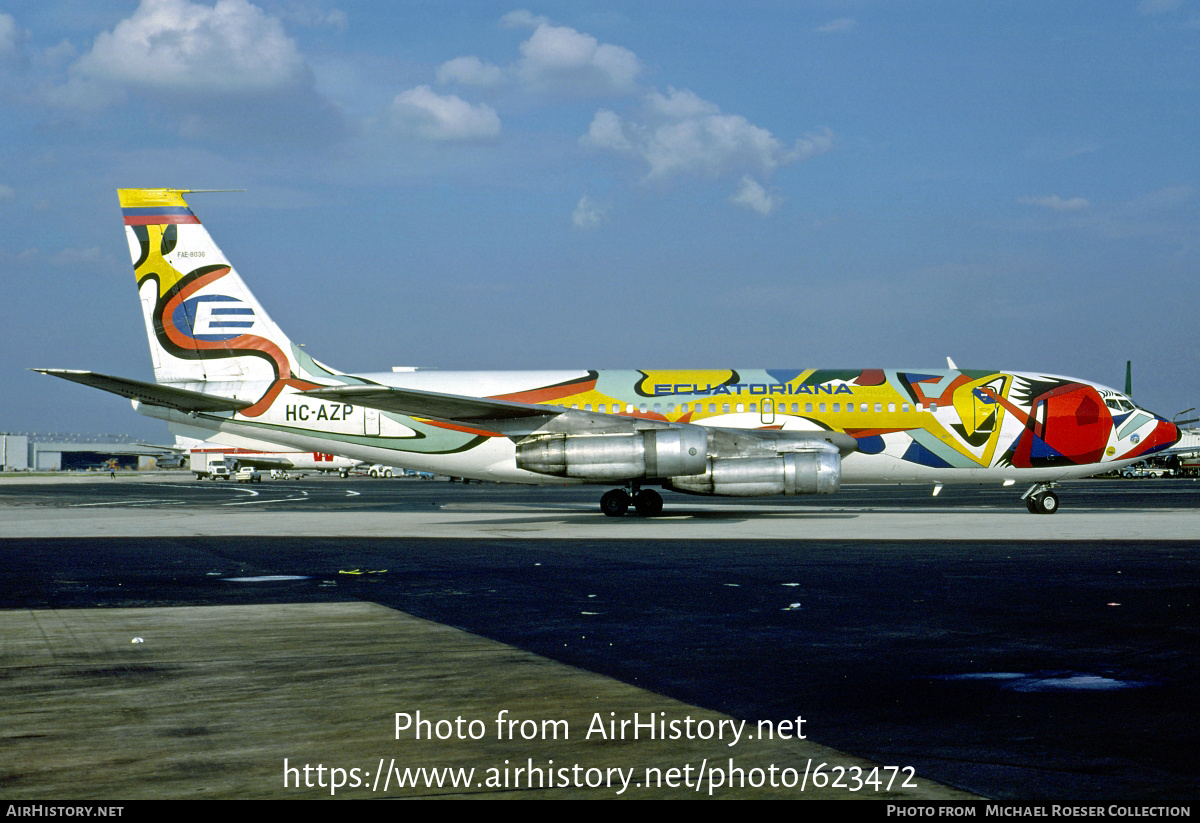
[600,485,664,517]
[1022,483,1060,515]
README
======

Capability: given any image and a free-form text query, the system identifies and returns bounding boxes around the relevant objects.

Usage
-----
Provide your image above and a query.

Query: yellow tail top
[118,188,192,209]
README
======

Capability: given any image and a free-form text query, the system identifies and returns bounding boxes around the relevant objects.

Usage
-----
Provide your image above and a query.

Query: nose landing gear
[1022,483,1060,514]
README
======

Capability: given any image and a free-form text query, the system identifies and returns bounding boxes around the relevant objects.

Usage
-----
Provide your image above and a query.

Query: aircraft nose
[1147,418,1181,451]
[1163,419,1181,446]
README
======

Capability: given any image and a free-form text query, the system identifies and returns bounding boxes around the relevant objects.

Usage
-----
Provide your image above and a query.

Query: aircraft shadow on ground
[443,509,862,526]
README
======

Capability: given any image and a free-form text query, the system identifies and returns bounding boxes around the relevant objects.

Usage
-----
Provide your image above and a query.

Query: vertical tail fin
[119,189,330,416]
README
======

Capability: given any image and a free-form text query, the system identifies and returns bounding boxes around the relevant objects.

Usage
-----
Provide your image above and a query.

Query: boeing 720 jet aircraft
[36,189,1180,515]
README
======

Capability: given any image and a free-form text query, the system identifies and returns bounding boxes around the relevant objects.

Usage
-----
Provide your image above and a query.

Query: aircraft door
[364,408,380,436]
[760,398,776,425]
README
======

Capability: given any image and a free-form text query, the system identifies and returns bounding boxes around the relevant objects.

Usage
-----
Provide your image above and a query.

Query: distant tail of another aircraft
[119,189,334,416]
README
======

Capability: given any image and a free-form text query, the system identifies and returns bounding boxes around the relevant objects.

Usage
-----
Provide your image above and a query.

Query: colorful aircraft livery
[36,189,1180,516]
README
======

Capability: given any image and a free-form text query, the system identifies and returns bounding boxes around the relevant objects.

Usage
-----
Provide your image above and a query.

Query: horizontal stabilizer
[223,454,295,469]
[33,369,252,413]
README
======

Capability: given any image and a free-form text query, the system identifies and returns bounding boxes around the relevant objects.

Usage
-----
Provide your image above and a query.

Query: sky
[1,0,1197,440]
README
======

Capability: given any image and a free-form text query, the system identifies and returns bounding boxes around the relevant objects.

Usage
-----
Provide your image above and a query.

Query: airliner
[173,435,363,477]
[35,189,1180,515]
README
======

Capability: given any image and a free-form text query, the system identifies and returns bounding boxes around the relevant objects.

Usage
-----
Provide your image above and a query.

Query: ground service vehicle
[192,453,232,480]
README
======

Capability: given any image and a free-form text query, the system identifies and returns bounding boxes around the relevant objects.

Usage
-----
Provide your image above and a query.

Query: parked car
[1120,462,1169,478]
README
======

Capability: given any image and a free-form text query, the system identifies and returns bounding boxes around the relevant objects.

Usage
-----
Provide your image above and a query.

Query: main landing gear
[1022,483,1060,515]
[600,485,663,517]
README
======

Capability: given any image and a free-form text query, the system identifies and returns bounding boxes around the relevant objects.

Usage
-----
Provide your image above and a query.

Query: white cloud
[581,109,630,151]
[0,13,27,60]
[730,176,781,215]
[441,14,640,98]
[1019,195,1091,212]
[66,0,307,99]
[388,85,501,140]
[40,40,77,70]
[279,3,348,30]
[500,10,550,30]
[815,18,857,33]
[42,0,344,145]
[516,21,640,94]
[437,56,505,88]
[572,194,608,227]
[582,87,832,180]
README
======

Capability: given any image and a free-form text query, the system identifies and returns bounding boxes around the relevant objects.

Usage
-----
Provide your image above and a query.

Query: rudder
[119,188,327,416]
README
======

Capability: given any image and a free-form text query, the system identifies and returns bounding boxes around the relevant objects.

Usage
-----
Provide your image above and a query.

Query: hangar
[0,433,172,472]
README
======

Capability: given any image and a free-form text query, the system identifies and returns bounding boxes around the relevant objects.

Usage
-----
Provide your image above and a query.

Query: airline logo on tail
[178,295,258,339]
[119,189,318,416]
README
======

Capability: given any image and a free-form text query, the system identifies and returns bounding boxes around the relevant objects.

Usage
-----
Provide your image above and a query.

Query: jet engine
[516,428,709,480]
[667,447,841,496]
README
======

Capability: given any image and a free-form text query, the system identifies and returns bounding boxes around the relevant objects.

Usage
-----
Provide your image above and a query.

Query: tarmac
[2,473,1197,800]
[2,471,1199,541]
[2,602,972,799]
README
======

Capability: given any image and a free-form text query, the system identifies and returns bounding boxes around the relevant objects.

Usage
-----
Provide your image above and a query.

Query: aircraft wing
[226,454,299,470]
[33,369,253,413]
[303,384,556,424]
[304,383,858,454]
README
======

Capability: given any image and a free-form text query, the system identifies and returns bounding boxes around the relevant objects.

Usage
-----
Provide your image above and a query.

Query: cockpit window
[1104,397,1136,413]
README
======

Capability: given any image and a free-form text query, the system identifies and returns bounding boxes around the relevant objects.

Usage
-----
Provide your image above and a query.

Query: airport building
[0,433,171,472]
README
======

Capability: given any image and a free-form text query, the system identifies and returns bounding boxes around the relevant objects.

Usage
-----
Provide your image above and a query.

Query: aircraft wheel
[634,488,664,517]
[600,489,631,517]
[1037,490,1059,514]
[1026,497,1038,514]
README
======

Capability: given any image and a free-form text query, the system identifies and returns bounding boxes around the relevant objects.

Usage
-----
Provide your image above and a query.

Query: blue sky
[1,0,1197,439]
